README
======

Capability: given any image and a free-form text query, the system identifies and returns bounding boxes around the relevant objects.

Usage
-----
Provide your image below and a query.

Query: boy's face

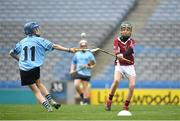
[80,43,87,49]
[120,26,132,37]
[80,42,88,53]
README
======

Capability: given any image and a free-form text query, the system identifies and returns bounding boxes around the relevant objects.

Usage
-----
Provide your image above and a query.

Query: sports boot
[49,100,61,109]
[47,106,53,112]
[105,99,112,111]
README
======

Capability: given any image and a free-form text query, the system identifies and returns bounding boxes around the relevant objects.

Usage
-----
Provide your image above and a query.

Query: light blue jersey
[10,36,54,71]
[72,51,96,76]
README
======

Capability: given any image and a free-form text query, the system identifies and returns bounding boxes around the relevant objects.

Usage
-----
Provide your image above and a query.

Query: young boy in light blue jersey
[70,39,96,105]
[9,22,76,112]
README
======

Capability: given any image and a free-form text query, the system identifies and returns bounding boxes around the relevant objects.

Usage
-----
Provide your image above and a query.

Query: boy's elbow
[9,50,17,60]
[52,44,60,50]
[9,50,13,56]
[91,62,96,68]
[52,43,55,48]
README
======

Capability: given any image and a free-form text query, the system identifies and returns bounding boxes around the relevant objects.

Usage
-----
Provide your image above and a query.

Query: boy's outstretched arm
[53,44,76,53]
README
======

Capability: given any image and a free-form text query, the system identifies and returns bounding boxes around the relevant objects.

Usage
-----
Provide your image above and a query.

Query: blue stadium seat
[0,0,137,82]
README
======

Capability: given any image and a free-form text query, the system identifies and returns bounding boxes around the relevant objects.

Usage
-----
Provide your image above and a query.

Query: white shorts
[115,65,136,77]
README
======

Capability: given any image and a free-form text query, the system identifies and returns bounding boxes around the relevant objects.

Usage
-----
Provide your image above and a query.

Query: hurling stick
[98,49,133,64]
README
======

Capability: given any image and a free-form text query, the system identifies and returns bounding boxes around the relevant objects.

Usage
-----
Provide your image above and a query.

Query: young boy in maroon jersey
[105,21,136,111]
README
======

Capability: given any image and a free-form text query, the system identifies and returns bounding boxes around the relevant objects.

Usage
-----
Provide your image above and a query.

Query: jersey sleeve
[129,39,136,49]
[72,53,77,65]
[40,38,54,51]
[114,38,120,54]
[89,52,96,63]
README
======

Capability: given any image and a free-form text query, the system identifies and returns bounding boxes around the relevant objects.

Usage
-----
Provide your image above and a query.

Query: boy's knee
[74,83,80,88]
[129,85,135,90]
[114,79,120,84]
[36,83,40,88]
[112,80,120,87]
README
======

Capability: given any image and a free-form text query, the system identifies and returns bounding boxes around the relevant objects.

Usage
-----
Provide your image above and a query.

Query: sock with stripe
[108,94,114,101]
[42,100,52,111]
[45,94,56,104]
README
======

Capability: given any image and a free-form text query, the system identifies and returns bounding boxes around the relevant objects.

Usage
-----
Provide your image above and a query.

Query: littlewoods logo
[97,91,179,105]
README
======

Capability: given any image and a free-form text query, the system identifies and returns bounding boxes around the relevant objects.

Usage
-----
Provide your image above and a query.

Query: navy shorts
[20,67,40,86]
[73,73,91,82]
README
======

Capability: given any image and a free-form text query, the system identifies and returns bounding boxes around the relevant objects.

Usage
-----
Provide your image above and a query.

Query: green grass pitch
[0,104,180,120]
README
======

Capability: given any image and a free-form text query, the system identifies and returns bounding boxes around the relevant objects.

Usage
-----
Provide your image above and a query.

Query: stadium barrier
[0,80,72,104]
[0,80,179,105]
[0,81,36,104]
[90,89,180,105]
[90,80,180,105]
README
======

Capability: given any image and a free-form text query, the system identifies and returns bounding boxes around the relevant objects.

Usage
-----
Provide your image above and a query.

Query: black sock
[83,98,90,104]
[125,100,130,107]
[109,94,114,100]
[80,93,84,100]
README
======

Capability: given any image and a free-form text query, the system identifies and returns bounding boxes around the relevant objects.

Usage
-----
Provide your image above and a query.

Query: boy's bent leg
[36,79,49,95]
[105,71,122,111]
[105,82,117,111]
[74,79,84,105]
[105,97,113,111]
[82,81,90,105]
[105,81,119,111]
[36,79,61,109]
[28,84,53,112]
[123,75,135,110]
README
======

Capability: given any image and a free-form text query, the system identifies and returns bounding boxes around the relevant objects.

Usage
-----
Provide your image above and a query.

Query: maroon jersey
[114,37,135,65]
